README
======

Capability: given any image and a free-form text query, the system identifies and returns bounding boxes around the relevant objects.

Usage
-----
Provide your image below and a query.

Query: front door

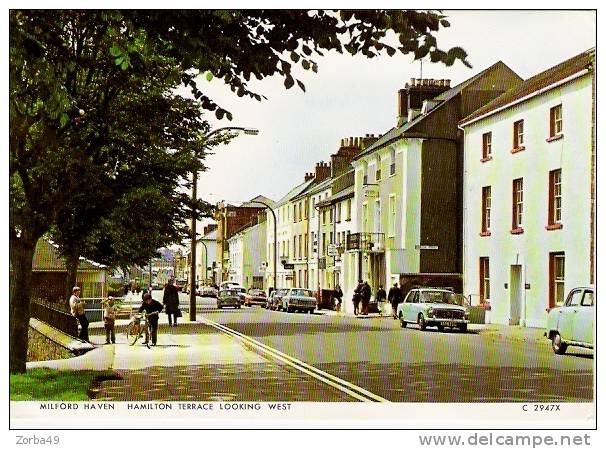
[509,265,522,325]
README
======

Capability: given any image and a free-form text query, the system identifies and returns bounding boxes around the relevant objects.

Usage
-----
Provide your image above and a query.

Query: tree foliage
[9,9,468,373]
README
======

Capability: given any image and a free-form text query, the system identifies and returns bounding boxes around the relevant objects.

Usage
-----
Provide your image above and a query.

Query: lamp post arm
[248,200,277,293]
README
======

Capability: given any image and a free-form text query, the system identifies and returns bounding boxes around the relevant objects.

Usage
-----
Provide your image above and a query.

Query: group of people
[347,280,404,317]
[68,278,183,347]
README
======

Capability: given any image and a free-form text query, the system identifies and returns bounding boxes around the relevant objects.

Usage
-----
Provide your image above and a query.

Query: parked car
[217,289,242,309]
[267,289,288,311]
[245,288,267,307]
[397,287,470,332]
[545,286,594,355]
[200,286,218,298]
[282,288,317,313]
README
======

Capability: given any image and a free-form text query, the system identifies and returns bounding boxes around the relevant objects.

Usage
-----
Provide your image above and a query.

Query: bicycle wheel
[126,323,141,346]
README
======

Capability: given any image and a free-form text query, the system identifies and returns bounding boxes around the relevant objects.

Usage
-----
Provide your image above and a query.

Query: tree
[10,9,468,373]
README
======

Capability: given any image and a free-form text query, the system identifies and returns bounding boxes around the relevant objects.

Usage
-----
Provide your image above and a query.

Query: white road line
[199,316,390,403]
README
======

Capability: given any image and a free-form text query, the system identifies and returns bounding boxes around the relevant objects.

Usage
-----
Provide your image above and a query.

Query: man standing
[353,280,363,315]
[334,285,343,312]
[69,286,89,342]
[388,282,403,319]
[376,285,387,316]
[361,281,372,315]
[139,293,164,346]
[163,278,180,326]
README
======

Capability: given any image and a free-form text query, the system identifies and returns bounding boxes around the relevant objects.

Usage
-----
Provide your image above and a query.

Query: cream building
[351,63,522,298]
[227,219,267,289]
[460,48,595,328]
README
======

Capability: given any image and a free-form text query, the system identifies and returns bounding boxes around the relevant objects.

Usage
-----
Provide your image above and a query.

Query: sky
[192,10,596,209]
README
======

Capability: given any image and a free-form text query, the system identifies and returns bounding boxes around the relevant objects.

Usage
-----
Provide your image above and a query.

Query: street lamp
[190,126,259,321]
[247,200,277,294]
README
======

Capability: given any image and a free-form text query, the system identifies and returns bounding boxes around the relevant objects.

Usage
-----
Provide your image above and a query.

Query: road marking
[198,316,390,403]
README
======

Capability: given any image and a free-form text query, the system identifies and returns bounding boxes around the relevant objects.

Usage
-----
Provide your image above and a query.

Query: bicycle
[125,312,156,347]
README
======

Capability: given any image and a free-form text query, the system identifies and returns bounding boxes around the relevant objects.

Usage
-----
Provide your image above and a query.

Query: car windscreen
[420,291,466,305]
[221,290,237,296]
[291,289,313,297]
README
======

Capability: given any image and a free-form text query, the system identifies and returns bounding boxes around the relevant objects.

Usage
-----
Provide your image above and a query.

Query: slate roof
[31,239,107,272]
[461,48,595,125]
[354,61,515,160]
[273,178,316,208]
[316,185,355,208]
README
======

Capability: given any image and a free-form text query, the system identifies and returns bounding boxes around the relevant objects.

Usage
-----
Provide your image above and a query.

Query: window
[548,169,562,228]
[362,203,368,232]
[336,202,341,223]
[567,290,582,307]
[481,186,491,235]
[513,120,524,150]
[304,199,308,219]
[581,290,594,307]
[322,209,327,225]
[479,257,490,304]
[375,155,381,181]
[549,252,565,308]
[304,234,308,258]
[322,233,326,255]
[298,235,302,260]
[362,161,368,185]
[390,148,396,175]
[550,104,563,137]
[346,199,352,221]
[329,208,333,224]
[512,178,524,232]
[388,195,396,237]
[482,132,492,160]
[311,198,315,218]
[294,236,298,259]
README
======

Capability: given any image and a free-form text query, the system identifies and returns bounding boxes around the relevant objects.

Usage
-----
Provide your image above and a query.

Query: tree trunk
[9,237,37,374]
[65,251,80,301]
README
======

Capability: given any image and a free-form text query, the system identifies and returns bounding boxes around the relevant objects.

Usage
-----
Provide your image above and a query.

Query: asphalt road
[164,292,593,403]
[98,291,594,402]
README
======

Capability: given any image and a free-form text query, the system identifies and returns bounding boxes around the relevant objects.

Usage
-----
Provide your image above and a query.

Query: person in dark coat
[388,282,403,319]
[353,280,363,315]
[163,278,180,326]
[138,293,164,345]
[334,285,343,312]
[376,285,387,316]
[361,281,372,315]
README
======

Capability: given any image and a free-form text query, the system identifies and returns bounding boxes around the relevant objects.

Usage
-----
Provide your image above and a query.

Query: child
[103,296,118,344]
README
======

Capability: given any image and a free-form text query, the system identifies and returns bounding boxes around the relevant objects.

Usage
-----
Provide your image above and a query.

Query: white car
[545,287,594,355]
[396,287,470,332]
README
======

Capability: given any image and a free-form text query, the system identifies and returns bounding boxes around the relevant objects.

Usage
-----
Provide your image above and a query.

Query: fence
[30,300,78,338]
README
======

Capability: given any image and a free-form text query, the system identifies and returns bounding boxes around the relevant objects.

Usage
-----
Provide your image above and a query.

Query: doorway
[509,265,522,325]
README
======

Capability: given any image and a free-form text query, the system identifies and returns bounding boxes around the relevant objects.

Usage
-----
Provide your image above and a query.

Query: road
[140,291,594,403]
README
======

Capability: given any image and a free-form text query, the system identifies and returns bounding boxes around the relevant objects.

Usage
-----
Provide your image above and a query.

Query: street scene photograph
[8,8,597,433]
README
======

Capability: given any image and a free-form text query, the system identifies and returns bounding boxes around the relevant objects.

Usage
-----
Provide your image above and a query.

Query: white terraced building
[460,48,595,328]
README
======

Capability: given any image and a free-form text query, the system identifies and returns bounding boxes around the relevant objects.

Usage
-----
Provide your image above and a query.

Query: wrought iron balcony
[346,232,385,252]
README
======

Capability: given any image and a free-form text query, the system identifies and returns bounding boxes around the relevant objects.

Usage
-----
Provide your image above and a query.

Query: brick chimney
[397,78,451,127]
[203,223,218,235]
[304,172,314,182]
[314,161,331,182]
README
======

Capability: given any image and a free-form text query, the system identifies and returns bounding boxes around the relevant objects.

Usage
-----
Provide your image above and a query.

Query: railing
[30,300,78,338]
[346,232,385,252]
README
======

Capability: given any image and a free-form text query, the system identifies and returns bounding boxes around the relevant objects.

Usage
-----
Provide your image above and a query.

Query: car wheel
[418,314,426,331]
[399,318,407,328]
[551,333,567,355]
[458,323,467,333]
[308,309,313,314]
[217,305,222,309]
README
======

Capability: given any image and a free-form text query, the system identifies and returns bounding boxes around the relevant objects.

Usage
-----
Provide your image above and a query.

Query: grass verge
[10,368,113,401]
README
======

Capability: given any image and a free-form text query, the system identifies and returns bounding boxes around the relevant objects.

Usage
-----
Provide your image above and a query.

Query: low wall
[27,318,94,362]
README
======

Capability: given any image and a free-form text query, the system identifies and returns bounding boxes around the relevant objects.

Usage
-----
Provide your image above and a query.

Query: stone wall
[27,326,73,362]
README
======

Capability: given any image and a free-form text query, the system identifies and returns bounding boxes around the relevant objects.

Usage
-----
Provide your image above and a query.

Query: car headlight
[464,311,470,319]
[427,307,434,318]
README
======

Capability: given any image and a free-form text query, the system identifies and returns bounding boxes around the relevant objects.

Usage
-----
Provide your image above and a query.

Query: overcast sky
[192,10,595,209]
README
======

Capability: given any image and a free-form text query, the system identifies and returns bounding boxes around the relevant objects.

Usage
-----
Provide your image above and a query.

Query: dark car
[217,289,242,309]
[245,288,267,307]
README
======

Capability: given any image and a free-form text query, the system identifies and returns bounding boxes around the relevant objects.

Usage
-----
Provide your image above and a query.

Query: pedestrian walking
[388,282,403,319]
[163,278,181,326]
[69,286,89,342]
[376,285,387,316]
[334,285,343,312]
[138,293,164,346]
[123,283,129,297]
[361,281,372,315]
[353,280,363,315]
[102,296,118,344]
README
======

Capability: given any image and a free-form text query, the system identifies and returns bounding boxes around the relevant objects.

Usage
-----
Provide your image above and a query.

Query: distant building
[460,49,595,327]
[197,224,218,285]
[214,196,272,282]
[227,218,267,289]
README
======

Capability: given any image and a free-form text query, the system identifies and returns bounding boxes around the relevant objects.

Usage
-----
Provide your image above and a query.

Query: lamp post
[190,126,259,321]
[198,239,208,285]
[247,200,277,293]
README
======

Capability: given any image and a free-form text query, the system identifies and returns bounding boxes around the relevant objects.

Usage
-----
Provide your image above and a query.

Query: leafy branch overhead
[128,10,470,120]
